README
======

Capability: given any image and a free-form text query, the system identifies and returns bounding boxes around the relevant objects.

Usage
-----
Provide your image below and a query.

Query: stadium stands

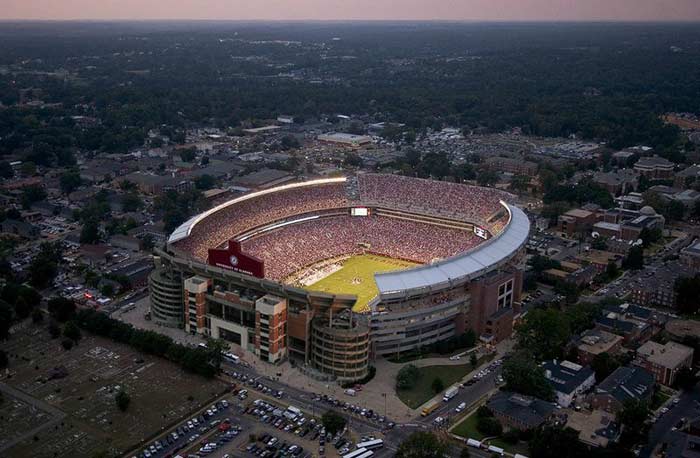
[241,215,481,281]
[173,182,348,260]
[358,173,509,227]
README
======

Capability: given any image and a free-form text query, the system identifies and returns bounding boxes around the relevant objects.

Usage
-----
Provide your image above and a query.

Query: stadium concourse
[154,173,529,382]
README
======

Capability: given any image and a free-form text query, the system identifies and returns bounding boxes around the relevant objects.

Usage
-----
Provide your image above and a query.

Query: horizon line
[1,18,700,24]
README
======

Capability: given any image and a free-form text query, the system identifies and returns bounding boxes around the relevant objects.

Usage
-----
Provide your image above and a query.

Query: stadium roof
[374,202,530,296]
[167,177,348,244]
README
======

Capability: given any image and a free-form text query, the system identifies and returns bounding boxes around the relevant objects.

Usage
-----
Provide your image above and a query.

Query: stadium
[150,174,530,382]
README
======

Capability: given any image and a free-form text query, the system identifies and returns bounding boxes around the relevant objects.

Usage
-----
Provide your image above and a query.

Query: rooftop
[542,360,595,395]
[636,341,694,370]
[596,365,655,404]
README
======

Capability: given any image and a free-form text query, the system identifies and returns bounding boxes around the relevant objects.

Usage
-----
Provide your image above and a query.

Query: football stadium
[150,174,529,381]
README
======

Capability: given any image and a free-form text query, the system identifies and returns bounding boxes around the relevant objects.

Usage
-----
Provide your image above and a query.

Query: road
[640,386,700,458]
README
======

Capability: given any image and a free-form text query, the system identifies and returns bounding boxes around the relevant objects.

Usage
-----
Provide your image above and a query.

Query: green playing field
[307,254,418,312]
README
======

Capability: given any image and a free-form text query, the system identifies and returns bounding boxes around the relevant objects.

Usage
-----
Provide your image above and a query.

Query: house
[575,329,624,366]
[0,219,40,238]
[486,392,555,430]
[542,360,596,407]
[634,341,694,386]
[590,366,655,413]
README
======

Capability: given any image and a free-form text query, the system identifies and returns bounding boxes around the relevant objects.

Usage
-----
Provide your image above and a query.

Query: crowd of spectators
[241,215,482,281]
[358,173,509,227]
[171,174,512,265]
[173,182,348,260]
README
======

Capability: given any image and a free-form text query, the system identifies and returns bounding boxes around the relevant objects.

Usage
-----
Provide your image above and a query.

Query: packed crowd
[172,174,513,263]
[173,183,348,260]
[241,215,483,281]
[358,173,509,227]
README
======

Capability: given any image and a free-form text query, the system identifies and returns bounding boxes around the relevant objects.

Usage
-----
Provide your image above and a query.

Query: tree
[32,308,44,324]
[675,275,700,315]
[179,148,197,162]
[622,246,644,270]
[590,352,620,382]
[397,364,420,390]
[80,219,101,244]
[502,351,555,401]
[20,185,47,208]
[0,349,7,369]
[510,174,530,194]
[48,321,61,339]
[617,399,650,447]
[115,389,131,411]
[665,200,686,221]
[516,308,571,360]
[47,297,76,322]
[321,410,346,435]
[674,366,698,391]
[121,193,143,212]
[142,234,155,251]
[395,432,446,458]
[0,300,13,340]
[476,416,503,436]
[63,321,82,342]
[61,338,74,350]
[0,161,13,178]
[460,448,470,458]
[529,426,586,458]
[431,377,445,394]
[195,174,216,190]
[470,353,478,368]
[14,297,31,319]
[59,169,83,194]
[477,169,499,187]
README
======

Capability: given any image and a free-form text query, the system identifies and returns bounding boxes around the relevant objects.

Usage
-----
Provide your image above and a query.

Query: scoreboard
[351,207,370,217]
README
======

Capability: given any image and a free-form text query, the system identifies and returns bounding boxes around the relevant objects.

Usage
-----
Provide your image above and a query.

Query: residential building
[542,360,596,407]
[593,170,639,195]
[575,329,624,366]
[590,366,655,413]
[634,341,694,386]
[566,409,620,448]
[629,261,692,309]
[0,219,40,238]
[675,164,700,188]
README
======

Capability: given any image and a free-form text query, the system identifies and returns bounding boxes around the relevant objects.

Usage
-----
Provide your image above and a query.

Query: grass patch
[452,414,529,455]
[396,364,473,409]
[307,254,417,313]
[651,390,671,410]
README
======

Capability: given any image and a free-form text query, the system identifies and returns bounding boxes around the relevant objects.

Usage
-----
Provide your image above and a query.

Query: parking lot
[0,324,227,458]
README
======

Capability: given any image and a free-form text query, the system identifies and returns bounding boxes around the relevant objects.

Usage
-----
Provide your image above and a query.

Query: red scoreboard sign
[208,240,265,278]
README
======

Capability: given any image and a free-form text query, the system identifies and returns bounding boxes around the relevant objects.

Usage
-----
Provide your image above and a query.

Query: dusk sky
[2,0,700,21]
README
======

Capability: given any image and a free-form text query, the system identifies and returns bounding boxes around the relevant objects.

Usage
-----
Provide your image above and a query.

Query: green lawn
[452,414,529,455]
[308,254,417,312]
[396,364,473,409]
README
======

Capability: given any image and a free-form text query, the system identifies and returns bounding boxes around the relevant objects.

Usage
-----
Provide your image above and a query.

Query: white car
[455,402,467,413]
[449,355,461,361]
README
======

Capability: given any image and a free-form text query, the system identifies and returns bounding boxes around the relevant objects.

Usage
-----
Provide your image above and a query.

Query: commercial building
[634,155,675,179]
[317,133,373,147]
[487,392,555,430]
[634,341,694,386]
[558,209,597,237]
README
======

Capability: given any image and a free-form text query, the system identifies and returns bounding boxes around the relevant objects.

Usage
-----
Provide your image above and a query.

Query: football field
[307,254,418,312]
